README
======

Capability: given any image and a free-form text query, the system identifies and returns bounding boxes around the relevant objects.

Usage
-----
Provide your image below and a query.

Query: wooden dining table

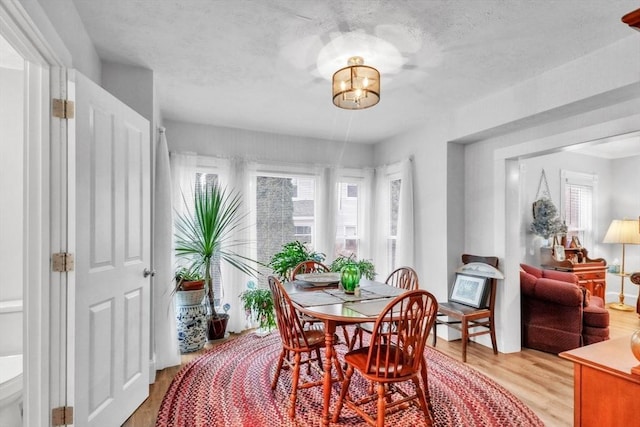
[283,278,408,427]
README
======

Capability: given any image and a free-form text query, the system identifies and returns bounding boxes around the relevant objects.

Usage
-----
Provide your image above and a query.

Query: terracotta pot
[207,314,229,340]
[181,279,205,291]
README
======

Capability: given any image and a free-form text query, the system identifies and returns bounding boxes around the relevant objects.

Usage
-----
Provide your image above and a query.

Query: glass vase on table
[340,264,361,294]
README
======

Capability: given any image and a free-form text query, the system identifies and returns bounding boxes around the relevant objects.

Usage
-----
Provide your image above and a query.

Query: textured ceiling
[71,0,636,144]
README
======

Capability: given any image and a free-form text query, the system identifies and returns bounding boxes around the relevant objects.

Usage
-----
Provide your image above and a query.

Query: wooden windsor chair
[347,266,420,351]
[268,276,343,420]
[333,289,438,427]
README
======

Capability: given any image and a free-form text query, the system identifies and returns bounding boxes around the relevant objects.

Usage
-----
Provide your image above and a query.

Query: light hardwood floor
[123,308,639,427]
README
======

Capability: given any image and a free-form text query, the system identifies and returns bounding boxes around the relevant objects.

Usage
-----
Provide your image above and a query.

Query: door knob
[143,268,156,278]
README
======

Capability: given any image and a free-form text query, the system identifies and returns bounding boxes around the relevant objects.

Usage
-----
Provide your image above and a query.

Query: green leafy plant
[174,183,259,317]
[268,240,325,281]
[239,282,276,332]
[330,254,376,280]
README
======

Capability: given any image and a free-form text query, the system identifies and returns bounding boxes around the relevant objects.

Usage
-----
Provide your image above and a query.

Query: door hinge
[52,98,75,119]
[52,252,75,272]
[52,406,73,426]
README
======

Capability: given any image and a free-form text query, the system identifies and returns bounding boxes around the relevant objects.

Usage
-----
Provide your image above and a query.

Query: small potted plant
[330,254,376,280]
[239,281,276,337]
[174,266,205,306]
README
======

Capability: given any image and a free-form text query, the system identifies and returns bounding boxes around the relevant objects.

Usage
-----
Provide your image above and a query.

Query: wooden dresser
[560,337,640,427]
[541,247,607,299]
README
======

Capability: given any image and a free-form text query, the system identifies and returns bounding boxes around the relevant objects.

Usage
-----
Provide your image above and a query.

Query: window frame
[248,164,320,282]
[335,170,369,259]
[560,169,598,250]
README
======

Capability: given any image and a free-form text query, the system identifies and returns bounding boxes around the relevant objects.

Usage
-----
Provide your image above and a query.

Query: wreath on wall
[530,170,567,240]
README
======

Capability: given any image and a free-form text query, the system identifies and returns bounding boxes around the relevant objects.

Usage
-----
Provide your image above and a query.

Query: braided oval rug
[156,331,543,427]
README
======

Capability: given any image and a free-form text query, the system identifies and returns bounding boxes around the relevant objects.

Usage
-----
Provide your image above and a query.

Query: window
[336,181,361,258]
[254,174,315,282]
[294,225,312,241]
[561,170,597,250]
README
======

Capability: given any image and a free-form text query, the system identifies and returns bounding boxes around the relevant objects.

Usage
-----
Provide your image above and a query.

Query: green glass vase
[341,264,361,294]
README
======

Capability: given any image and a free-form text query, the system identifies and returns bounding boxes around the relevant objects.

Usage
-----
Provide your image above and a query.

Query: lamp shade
[602,219,640,244]
[332,56,380,110]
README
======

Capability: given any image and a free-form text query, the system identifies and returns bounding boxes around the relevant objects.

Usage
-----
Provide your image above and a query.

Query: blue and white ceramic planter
[176,302,207,353]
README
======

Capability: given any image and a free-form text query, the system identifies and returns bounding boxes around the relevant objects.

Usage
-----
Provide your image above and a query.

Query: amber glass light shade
[332,56,380,110]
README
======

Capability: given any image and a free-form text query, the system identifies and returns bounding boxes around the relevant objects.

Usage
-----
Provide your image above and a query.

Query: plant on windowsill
[268,240,325,281]
[175,183,259,340]
[239,281,276,337]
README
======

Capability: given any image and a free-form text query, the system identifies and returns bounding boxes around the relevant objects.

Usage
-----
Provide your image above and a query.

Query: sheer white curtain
[170,152,198,216]
[153,129,181,369]
[396,158,415,268]
[372,164,390,280]
[358,168,375,264]
[316,166,338,262]
[222,158,253,333]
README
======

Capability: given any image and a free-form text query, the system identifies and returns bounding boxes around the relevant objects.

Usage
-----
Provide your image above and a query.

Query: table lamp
[603,218,640,311]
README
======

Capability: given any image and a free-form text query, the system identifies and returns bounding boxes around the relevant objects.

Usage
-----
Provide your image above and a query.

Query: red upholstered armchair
[520,264,609,354]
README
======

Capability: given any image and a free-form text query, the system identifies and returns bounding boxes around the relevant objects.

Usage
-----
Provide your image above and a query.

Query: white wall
[0,67,24,355]
[36,0,101,82]
[609,154,640,288]
[102,61,154,122]
[164,119,375,168]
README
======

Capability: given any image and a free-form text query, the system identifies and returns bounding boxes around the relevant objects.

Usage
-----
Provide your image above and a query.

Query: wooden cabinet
[560,337,640,427]
[540,247,607,299]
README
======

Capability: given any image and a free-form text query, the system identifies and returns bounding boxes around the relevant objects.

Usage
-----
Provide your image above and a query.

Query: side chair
[291,259,351,344]
[432,254,500,363]
[333,289,438,427]
[268,276,343,420]
[347,266,419,351]
[290,259,330,280]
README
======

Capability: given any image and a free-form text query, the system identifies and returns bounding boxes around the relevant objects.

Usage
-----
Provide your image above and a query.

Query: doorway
[0,2,67,423]
[0,30,25,427]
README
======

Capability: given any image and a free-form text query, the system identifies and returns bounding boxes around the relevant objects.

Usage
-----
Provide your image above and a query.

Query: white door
[73,71,151,426]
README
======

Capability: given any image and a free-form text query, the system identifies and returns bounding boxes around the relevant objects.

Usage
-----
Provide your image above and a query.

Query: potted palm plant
[175,183,258,340]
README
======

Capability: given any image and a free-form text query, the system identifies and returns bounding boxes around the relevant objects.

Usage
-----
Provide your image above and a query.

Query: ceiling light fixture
[332,56,380,110]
